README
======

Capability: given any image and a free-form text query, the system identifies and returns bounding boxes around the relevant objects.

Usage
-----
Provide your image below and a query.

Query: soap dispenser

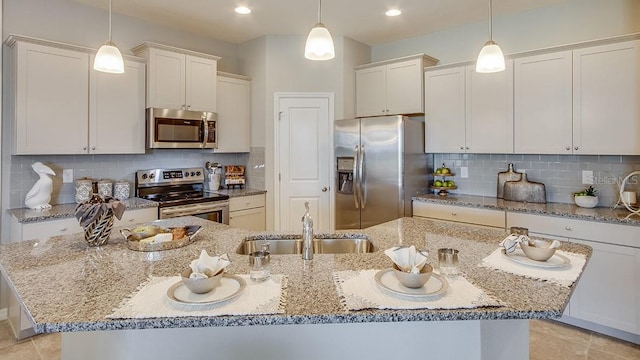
[302,202,313,260]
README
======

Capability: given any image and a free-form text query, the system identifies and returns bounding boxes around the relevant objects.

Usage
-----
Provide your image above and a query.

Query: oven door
[159,201,229,224]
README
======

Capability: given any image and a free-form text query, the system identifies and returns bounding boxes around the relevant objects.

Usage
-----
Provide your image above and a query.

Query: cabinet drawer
[413,202,505,228]
[114,207,158,227]
[506,212,640,248]
[229,207,266,231]
[21,218,83,240]
[229,194,265,212]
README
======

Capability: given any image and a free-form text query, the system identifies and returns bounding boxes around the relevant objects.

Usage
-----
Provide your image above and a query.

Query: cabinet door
[230,208,266,231]
[424,67,466,153]
[386,59,424,115]
[216,76,251,152]
[21,218,83,241]
[569,239,640,334]
[185,55,217,112]
[147,48,185,110]
[514,51,573,154]
[14,42,89,154]
[355,65,386,117]
[573,40,640,155]
[89,58,146,154]
[465,60,514,153]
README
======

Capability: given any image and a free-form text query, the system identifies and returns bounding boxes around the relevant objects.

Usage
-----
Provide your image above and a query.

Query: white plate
[166,274,245,305]
[374,269,449,300]
[503,249,571,269]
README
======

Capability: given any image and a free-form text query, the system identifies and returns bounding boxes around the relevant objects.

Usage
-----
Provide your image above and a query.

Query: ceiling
[72,0,571,46]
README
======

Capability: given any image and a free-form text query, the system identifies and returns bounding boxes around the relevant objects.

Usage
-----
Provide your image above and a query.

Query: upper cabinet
[355,54,438,117]
[216,72,251,153]
[514,51,573,154]
[572,40,640,155]
[4,35,146,155]
[132,42,220,112]
[425,60,514,154]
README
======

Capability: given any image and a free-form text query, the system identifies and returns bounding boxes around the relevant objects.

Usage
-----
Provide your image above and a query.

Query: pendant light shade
[94,0,124,74]
[476,0,505,73]
[305,0,335,60]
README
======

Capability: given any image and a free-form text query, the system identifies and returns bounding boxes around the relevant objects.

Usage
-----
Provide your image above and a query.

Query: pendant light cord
[108,0,113,42]
[317,0,322,23]
[488,0,493,41]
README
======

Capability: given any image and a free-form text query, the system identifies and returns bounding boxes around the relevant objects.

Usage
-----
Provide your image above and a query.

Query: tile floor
[0,319,638,359]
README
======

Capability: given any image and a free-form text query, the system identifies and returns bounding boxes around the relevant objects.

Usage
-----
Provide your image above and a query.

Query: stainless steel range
[135,167,230,223]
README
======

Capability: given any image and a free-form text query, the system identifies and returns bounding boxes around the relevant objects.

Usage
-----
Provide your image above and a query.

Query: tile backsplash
[10,150,250,209]
[433,153,640,207]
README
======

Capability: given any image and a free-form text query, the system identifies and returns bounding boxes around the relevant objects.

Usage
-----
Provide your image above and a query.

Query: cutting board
[503,173,547,203]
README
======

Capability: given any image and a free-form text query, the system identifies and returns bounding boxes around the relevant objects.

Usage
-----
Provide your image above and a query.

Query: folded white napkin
[107,275,287,319]
[189,250,230,279]
[480,248,586,287]
[333,270,503,311]
[384,246,428,273]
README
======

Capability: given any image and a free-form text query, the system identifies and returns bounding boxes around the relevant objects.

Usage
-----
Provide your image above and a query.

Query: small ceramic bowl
[520,241,556,261]
[574,195,598,208]
[392,263,433,288]
[181,267,223,294]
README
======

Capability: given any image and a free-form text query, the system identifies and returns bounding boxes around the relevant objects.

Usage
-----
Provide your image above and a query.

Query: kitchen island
[0,217,591,360]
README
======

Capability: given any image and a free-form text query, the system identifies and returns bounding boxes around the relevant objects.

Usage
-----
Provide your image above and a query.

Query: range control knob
[149,173,155,179]
[196,171,201,176]
[141,174,148,180]
[184,172,189,177]
[191,172,196,177]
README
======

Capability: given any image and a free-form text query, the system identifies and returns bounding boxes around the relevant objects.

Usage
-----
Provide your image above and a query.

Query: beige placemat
[333,269,503,311]
[108,274,287,319]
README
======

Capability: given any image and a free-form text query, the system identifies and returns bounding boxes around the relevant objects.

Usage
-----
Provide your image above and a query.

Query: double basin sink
[236,234,375,255]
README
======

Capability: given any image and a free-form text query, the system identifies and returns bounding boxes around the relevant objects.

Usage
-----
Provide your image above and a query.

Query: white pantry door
[275,93,333,231]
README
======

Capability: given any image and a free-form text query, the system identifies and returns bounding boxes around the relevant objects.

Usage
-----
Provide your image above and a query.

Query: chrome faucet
[302,202,313,260]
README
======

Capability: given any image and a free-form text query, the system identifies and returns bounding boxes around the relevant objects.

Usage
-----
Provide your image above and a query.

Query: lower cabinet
[412,201,506,229]
[229,194,266,231]
[507,212,640,339]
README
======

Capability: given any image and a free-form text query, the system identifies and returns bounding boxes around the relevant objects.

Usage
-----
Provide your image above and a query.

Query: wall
[374,0,640,208]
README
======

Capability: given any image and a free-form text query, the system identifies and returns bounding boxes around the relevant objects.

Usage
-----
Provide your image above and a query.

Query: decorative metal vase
[83,208,115,247]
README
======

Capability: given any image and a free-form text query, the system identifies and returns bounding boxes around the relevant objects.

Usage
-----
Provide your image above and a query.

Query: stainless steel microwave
[146,108,217,149]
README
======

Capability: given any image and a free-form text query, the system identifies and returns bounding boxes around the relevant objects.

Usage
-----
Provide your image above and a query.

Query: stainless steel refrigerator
[335,115,427,229]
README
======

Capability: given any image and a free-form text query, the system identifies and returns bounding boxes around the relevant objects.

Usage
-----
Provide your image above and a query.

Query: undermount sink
[236,234,375,255]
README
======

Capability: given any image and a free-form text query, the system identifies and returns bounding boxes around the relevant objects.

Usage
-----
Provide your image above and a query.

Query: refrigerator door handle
[353,145,360,209]
[359,144,365,209]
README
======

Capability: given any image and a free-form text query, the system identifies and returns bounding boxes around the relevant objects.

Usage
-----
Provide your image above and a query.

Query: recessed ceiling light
[235,6,251,15]
[385,9,402,17]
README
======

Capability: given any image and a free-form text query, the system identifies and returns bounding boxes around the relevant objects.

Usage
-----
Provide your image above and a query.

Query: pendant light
[304,0,335,60]
[476,0,505,73]
[94,0,125,74]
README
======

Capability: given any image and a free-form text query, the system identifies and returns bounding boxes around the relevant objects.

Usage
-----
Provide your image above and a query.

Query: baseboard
[0,307,7,321]
[558,316,640,345]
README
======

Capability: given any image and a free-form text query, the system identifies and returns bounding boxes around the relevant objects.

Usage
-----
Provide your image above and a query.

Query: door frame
[273,92,335,231]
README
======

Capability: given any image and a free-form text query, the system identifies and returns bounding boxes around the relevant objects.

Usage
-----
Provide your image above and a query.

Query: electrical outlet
[460,167,468,178]
[582,170,593,185]
[63,169,74,183]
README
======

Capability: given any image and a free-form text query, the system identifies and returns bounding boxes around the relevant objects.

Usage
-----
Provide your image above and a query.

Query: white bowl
[181,268,223,294]
[520,241,556,261]
[574,195,598,208]
[392,264,433,288]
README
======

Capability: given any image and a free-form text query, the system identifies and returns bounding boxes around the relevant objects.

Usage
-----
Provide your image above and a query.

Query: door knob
[321,187,328,192]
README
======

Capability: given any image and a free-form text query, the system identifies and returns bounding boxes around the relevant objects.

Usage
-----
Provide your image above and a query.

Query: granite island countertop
[413,193,640,226]
[0,217,591,333]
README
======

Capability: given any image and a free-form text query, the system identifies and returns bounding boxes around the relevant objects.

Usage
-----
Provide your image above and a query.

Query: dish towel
[107,274,287,319]
[479,249,586,287]
[333,269,503,311]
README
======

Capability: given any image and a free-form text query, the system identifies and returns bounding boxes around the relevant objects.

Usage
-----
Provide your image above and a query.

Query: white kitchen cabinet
[216,72,251,153]
[356,54,438,117]
[514,51,573,154]
[89,56,146,154]
[572,40,640,155]
[6,37,89,155]
[133,42,220,112]
[412,201,506,229]
[425,60,513,154]
[4,35,146,155]
[229,194,266,231]
[506,211,640,338]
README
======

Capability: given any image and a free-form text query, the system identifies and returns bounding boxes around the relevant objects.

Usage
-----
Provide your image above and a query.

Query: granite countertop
[413,193,640,226]
[207,188,267,197]
[8,198,159,224]
[0,216,591,333]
